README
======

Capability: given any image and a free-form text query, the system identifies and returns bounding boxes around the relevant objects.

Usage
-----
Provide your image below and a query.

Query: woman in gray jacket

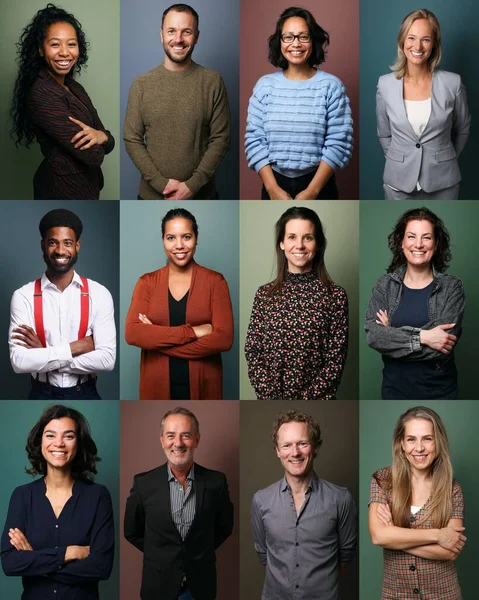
[365,207,465,399]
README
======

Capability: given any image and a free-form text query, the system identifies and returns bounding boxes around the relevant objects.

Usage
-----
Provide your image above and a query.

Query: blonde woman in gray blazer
[376,9,470,200]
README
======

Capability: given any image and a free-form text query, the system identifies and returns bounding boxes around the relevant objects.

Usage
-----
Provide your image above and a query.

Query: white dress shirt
[9,271,116,387]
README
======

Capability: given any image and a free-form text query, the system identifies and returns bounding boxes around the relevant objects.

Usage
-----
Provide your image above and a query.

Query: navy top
[383,283,457,399]
[1,478,114,600]
[168,290,190,400]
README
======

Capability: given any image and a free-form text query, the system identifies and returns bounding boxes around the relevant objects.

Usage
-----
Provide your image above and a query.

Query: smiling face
[160,10,199,70]
[280,16,313,68]
[401,418,436,474]
[403,18,434,69]
[40,22,79,84]
[163,217,197,269]
[160,414,200,470]
[401,219,435,269]
[280,218,317,273]
[42,226,80,275]
[41,417,77,472]
[276,421,316,480]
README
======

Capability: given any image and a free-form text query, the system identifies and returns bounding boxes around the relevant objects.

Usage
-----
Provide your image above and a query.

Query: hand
[438,526,466,553]
[376,504,393,526]
[70,335,95,357]
[193,323,213,338]
[266,185,292,200]
[162,179,193,200]
[420,324,457,354]
[64,545,90,562]
[294,187,318,200]
[376,309,390,327]
[138,313,153,325]
[69,117,108,149]
[9,528,33,551]
[12,325,43,349]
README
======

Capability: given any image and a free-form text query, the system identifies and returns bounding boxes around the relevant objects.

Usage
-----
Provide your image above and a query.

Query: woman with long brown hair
[245,206,348,399]
[369,406,465,600]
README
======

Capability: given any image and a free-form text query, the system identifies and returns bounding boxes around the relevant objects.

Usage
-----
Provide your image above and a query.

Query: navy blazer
[124,462,234,600]
[28,70,115,200]
[376,69,470,193]
[1,478,114,600]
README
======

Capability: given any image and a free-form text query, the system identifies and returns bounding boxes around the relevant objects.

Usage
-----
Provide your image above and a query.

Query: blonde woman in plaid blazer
[368,406,464,600]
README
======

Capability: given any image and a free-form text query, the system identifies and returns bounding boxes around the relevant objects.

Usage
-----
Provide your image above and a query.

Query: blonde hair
[391,406,453,528]
[391,9,442,79]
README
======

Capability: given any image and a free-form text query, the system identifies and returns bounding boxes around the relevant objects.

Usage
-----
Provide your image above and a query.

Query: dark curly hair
[25,404,100,480]
[387,207,451,273]
[11,4,89,147]
[39,208,83,240]
[272,409,323,450]
[268,6,329,69]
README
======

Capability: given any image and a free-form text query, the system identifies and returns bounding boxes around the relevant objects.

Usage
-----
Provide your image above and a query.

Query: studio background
[240,401,359,600]
[0,0,120,200]
[0,201,120,400]
[360,201,479,399]
[239,201,359,400]
[0,400,120,599]
[119,200,239,399]
[239,0,359,199]
[360,400,479,599]
[119,401,239,600]
[120,0,239,199]
[359,0,479,199]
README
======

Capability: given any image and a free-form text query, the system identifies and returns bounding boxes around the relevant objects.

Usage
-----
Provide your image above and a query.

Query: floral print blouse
[244,271,348,400]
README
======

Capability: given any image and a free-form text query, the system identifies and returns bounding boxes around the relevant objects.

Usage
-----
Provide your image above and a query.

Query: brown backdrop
[239,401,359,600]
[239,0,359,199]
[120,401,240,600]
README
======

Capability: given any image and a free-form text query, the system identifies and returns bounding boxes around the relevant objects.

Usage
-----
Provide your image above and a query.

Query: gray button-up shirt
[167,463,196,541]
[251,473,357,600]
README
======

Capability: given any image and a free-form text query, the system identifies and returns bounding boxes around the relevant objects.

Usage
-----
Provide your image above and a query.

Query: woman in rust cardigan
[125,208,234,400]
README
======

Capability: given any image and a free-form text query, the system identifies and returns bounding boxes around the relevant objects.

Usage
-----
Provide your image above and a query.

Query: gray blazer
[376,70,470,193]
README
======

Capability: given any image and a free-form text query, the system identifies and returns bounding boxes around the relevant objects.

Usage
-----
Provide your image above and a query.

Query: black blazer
[124,463,233,600]
[28,69,115,200]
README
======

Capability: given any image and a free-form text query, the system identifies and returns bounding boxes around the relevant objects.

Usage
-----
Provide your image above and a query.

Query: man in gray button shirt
[124,407,234,600]
[251,409,357,600]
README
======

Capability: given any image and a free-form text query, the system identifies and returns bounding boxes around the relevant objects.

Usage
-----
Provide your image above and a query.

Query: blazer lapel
[186,463,205,541]
[155,464,183,543]
[398,77,420,141]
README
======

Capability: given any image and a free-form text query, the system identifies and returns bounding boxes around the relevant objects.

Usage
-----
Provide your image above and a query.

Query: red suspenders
[33,276,90,348]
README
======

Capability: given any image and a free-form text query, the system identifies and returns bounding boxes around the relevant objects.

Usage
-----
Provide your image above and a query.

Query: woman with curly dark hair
[11,4,114,200]
[0,405,114,599]
[245,6,353,200]
[365,207,465,399]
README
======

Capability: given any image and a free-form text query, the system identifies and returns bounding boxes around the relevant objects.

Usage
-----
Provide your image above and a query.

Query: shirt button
[416,143,421,149]
[55,525,59,528]
[295,542,299,546]
[409,565,416,571]
[413,589,420,594]
[295,563,299,568]
[295,585,299,589]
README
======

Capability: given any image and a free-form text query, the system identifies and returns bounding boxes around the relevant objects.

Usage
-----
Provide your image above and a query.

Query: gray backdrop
[0,201,119,399]
[120,0,239,199]
[119,200,239,399]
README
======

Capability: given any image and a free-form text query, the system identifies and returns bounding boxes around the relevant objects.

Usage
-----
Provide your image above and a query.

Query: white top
[405,98,432,190]
[9,271,116,387]
[411,505,422,515]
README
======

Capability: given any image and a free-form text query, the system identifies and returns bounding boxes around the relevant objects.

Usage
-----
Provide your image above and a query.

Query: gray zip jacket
[364,264,465,361]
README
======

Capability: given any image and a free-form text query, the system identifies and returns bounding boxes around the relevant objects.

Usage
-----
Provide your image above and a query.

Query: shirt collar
[391,263,442,283]
[41,270,83,291]
[167,462,195,483]
[280,472,319,493]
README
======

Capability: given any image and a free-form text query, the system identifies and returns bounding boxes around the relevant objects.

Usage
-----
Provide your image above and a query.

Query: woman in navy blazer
[0,404,114,599]
[11,5,114,200]
[376,9,470,200]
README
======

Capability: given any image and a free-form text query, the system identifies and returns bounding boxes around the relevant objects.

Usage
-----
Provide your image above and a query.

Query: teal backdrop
[1,0,120,200]
[360,201,479,399]
[360,400,479,599]
[0,401,119,598]
[359,0,479,199]
[119,201,239,399]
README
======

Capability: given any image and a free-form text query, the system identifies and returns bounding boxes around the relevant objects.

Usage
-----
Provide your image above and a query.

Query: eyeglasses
[280,33,312,43]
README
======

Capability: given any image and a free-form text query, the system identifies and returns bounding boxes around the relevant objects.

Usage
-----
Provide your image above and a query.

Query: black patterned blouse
[245,271,348,400]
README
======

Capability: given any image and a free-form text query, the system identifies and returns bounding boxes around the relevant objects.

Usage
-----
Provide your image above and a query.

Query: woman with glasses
[245,6,353,200]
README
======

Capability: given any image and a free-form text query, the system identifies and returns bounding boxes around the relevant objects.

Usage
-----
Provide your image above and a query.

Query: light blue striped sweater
[245,70,353,177]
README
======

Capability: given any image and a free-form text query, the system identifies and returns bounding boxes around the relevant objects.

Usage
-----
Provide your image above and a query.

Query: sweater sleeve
[245,78,271,173]
[320,82,354,170]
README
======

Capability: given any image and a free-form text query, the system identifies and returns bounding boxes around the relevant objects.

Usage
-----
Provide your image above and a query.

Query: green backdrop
[239,201,359,400]
[360,400,479,599]
[1,0,119,200]
[360,201,479,399]
[0,401,119,598]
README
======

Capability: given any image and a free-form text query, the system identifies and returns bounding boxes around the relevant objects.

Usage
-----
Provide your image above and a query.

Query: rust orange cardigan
[125,262,234,400]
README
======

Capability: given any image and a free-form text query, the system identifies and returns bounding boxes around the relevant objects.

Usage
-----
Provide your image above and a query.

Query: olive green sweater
[124,62,230,199]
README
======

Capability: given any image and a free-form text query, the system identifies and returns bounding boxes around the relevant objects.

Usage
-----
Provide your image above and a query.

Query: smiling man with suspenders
[8,208,116,399]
